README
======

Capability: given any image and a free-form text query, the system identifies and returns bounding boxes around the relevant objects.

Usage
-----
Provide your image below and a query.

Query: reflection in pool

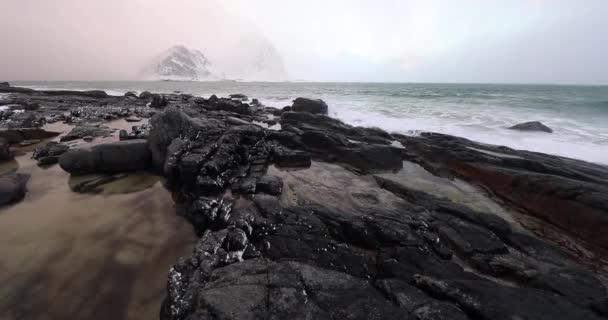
[0,121,197,320]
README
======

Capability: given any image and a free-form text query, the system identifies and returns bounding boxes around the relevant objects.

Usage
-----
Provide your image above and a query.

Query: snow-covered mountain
[139,38,288,82]
[140,45,220,81]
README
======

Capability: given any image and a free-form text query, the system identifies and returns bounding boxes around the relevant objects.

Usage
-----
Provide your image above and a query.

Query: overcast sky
[1,0,607,84]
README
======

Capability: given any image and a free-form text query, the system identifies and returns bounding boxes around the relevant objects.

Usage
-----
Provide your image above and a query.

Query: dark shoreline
[1,83,608,319]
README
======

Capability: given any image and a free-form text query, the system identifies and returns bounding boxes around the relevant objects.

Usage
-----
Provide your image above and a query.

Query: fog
[1,0,607,84]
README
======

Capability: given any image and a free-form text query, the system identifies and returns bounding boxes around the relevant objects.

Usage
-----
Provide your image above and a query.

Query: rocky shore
[1,83,607,319]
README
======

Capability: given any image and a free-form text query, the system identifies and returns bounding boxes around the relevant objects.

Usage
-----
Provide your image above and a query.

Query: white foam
[329,102,608,165]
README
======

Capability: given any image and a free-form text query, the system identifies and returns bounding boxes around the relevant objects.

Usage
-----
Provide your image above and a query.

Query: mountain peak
[140,45,218,81]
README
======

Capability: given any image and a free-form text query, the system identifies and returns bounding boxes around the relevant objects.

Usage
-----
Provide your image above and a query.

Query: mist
[1,0,607,84]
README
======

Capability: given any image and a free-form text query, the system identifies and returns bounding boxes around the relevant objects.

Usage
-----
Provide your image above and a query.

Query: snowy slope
[140,45,221,81]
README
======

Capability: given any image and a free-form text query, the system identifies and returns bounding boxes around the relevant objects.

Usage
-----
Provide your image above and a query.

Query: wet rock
[151,95,169,108]
[40,89,108,98]
[271,147,311,168]
[0,138,11,161]
[0,172,29,205]
[148,106,223,171]
[59,139,151,174]
[216,98,253,115]
[256,175,283,195]
[7,111,45,128]
[509,121,553,133]
[224,228,248,251]
[60,124,113,142]
[337,144,403,172]
[0,128,60,144]
[292,97,329,115]
[139,91,153,99]
[125,91,138,98]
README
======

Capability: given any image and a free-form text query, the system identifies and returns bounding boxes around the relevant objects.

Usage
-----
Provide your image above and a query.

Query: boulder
[148,106,223,171]
[139,91,153,99]
[217,98,253,115]
[0,82,9,88]
[124,91,138,98]
[508,121,553,133]
[0,138,11,161]
[292,97,329,115]
[150,94,169,108]
[0,172,29,205]
[59,139,151,174]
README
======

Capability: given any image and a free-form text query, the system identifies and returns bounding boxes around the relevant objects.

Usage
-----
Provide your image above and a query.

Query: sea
[10,81,608,165]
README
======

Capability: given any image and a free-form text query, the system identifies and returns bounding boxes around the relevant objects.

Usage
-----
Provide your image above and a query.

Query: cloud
[0,0,606,83]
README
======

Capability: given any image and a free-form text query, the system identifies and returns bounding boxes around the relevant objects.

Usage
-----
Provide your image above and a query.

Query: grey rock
[0,172,29,205]
[508,121,553,133]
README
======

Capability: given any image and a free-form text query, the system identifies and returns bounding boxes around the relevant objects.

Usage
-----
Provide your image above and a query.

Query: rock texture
[0,172,29,205]
[15,86,605,320]
[59,140,151,175]
[509,121,553,133]
[139,98,608,320]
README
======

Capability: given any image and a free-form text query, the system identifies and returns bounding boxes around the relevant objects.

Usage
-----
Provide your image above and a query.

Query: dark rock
[60,124,113,142]
[0,138,11,161]
[7,111,45,128]
[509,121,553,133]
[125,91,138,98]
[301,131,348,150]
[82,136,94,142]
[223,228,248,251]
[139,91,153,99]
[148,106,223,171]
[119,130,128,141]
[292,97,329,115]
[217,98,253,115]
[0,172,29,205]
[39,89,108,98]
[337,144,403,172]
[256,175,283,195]
[0,82,9,88]
[151,95,169,108]
[271,147,311,168]
[59,139,151,174]
[0,128,60,144]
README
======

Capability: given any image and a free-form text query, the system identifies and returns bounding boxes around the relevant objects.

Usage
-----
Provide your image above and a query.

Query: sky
[0,0,607,84]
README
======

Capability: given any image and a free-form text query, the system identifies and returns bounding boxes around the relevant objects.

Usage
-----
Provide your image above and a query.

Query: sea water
[13,81,608,164]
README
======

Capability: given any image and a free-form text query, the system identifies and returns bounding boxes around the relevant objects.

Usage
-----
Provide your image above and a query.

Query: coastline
[0,83,607,319]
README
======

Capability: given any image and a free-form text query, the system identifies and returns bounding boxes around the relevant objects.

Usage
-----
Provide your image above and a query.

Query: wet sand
[0,121,198,320]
